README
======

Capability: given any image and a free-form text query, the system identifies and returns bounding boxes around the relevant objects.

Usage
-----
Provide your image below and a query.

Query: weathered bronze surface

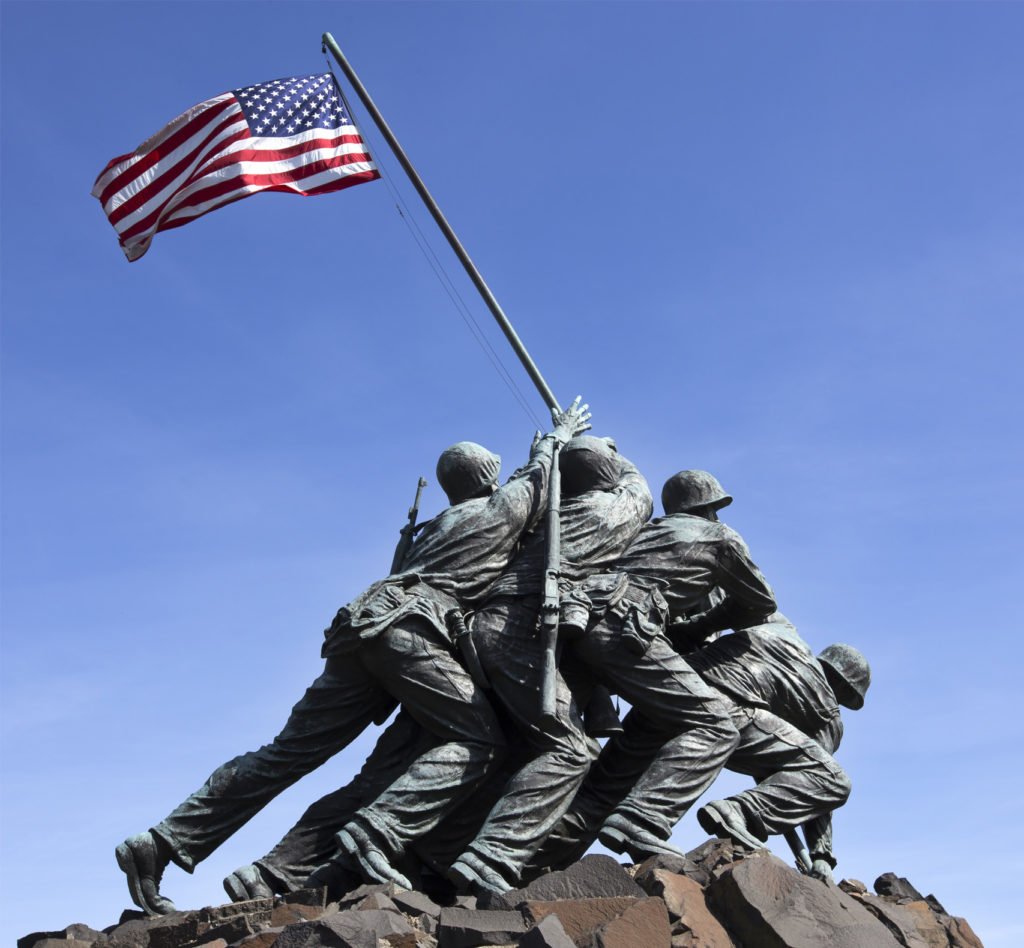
[117,441,869,911]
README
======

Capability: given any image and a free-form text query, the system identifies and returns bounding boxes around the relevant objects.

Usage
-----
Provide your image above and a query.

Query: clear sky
[2,2,1021,945]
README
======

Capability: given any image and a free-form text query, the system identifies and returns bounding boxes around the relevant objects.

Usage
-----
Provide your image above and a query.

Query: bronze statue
[115,400,591,915]
[533,470,777,869]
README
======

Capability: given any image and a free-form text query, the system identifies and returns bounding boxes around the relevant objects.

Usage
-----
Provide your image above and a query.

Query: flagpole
[322,32,561,414]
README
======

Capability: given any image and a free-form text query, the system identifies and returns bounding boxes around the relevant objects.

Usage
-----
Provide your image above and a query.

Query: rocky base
[19,841,984,948]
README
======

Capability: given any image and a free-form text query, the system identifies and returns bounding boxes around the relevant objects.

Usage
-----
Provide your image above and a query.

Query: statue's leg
[227,711,430,897]
[118,656,393,914]
[448,597,592,892]
[150,657,392,871]
[337,618,507,888]
[706,709,851,841]
[572,624,740,861]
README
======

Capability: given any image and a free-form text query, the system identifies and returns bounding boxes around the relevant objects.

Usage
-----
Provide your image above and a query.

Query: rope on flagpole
[325,60,545,430]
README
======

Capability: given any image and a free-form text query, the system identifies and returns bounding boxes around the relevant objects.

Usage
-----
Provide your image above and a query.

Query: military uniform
[539,510,777,864]
[147,437,561,881]
[690,615,851,867]
[453,451,653,886]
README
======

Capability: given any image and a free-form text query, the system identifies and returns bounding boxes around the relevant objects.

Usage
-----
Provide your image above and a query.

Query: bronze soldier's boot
[447,852,514,896]
[306,854,364,901]
[115,831,177,916]
[337,822,413,890]
[223,863,276,901]
[697,799,767,853]
[598,814,685,863]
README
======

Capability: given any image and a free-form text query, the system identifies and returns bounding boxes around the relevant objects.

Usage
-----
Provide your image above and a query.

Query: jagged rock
[111,911,148,928]
[521,897,640,942]
[581,897,671,948]
[273,907,415,947]
[19,924,107,948]
[354,892,400,912]
[519,915,576,948]
[483,855,643,910]
[101,912,203,948]
[203,914,257,944]
[271,903,330,928]
[436,907,528,948]
[98,917,152,948]
[280,888,328,909]
[708,851,900,947]
[874,874,925,903]
[635,869,732,948]
[899,902,955,948]
[841,891,932,948]
[15,854,984,948]
[200,900,275,925]
[941,915,984,948]
[633,852,700,881]
[392,890,442,919]
[336,882,397,909]
[679,839,746,888]
[923,895,948,917]
[236,928,285,948]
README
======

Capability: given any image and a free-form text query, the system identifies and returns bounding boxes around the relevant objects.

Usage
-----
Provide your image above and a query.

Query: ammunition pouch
[606,582,669,656]
[558,588,592,638]
[571,573,669,656]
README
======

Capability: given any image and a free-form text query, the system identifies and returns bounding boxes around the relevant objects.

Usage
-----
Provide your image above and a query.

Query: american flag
[92,74,380,261]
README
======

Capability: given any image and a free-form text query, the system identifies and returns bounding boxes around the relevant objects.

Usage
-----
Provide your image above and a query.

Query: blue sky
[2,1,1021,944]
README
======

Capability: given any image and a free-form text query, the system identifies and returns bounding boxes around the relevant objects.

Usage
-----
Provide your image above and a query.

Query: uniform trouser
[560,614,740,842]
[254,711,433,891]
[151,618,504,873]
[457,596,592,879]
[253,711,561,890]
[717,706,851,840]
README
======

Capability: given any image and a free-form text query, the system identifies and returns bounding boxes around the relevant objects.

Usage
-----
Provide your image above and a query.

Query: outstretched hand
[551,395,592,442]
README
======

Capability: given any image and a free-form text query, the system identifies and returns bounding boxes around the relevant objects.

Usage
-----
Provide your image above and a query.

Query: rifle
[784,828,814,874]
[539,444,562,724]
[390,477,427,574]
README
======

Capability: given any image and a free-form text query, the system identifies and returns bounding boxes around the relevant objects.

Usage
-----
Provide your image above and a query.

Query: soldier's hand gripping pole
[539,444,562,725]
[390,477,427,574]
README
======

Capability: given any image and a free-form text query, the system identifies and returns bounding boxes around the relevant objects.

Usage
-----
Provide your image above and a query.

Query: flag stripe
[93,95,238,204]
[118,152,375,245]
[115,140,373,242]
[161,164,379,229]
[92,75,379,260]
[105,119,250,228]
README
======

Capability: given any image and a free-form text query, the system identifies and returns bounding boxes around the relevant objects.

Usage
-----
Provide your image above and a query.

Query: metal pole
[784,829,814,874]
[322,31,561,413]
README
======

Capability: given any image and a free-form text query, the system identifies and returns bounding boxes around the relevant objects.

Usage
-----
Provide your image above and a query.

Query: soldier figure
[220,436,647,900]
[446,435,653,893]
[690,629,870,883]
[115,400,590,915]
[534,470,777,868]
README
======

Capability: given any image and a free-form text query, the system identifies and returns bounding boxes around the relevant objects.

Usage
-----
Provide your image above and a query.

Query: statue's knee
[833,768,852,805]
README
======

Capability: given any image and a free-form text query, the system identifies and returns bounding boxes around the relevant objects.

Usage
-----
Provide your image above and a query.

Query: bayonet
[390,477,427,574]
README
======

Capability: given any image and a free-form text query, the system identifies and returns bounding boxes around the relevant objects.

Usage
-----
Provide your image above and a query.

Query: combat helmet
[661,470,733,515]
[818,643,871,710]
[559,436,621,495]
[436,442,501,505]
